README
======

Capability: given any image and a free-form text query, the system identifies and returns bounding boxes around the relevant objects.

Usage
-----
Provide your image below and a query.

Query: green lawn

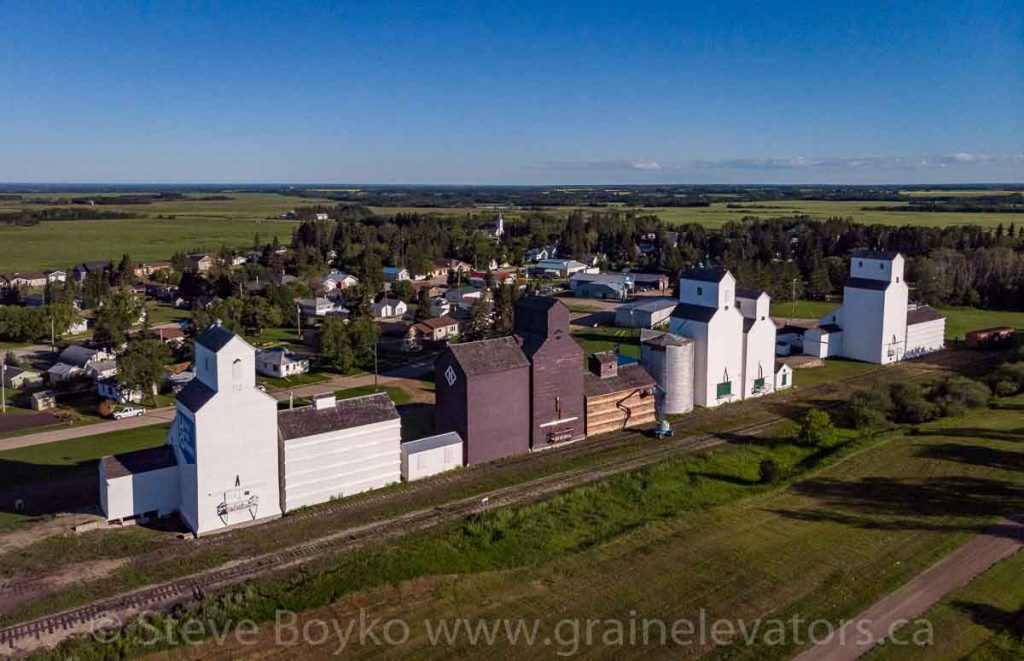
[774,298,841,320]
[334,384,412,406]
[257,370,332,389]
[793,358,881,389]
[939,306,1024,340]
[571,325,640,358]
[143,302,186,327]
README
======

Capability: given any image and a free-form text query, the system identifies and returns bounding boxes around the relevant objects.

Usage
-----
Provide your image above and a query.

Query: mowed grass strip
[44,396,1024,659]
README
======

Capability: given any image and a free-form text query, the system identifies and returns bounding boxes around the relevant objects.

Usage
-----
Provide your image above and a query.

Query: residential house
[297,297,336,318]
[445,287,484,310]
[2,272,48,289]
[630,272,670,292]
[535,259,588,278]
[372,293,408,319]
[133,262,172,278]
[2,366,43,390]
[413,317,460,344]
[256,347,310,378]
[58,345,113,370]
[431,258,473,279]
[46,362,83,384]
[72,261,110,282]
[86,359,119,381]
[314,212,329,221]
[320,270,359,293]
[45,270,67,283]
[467,270,516,289]
[188,253,215,273]
[382,266,411,282]
[428,296,452,317]
[98,378,143,404]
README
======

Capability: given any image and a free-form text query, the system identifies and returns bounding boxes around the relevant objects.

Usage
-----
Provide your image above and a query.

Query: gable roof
[195,323,236,352]
[680,266,729,283]
[447,336,529,377]
[278,392,400,441]
[58,345,98,368]
[851,249,899,260]
[618,297,678,314]
[416,316,458,330]
[735,287,766,299]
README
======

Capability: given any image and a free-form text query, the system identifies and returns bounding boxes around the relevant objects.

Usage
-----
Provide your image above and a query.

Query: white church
[99,323,403,536]
[802,250,946,363]
[668,267,781,407]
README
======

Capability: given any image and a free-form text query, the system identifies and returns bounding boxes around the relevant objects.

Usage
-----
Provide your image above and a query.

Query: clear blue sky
[1,0,1021,184]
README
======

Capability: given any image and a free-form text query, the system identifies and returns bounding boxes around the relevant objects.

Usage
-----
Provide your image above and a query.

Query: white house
[668,267,745,407]
[382,266,411,282]
[401,432,463,481]
[255,347,310,378]
[811,251,945,365]
[321,270,359,293]
[372,293,408,319]
[413,317,460,343]
[279,392,401,512]
[297,297,336,318]
[736,287,777,398]
[429,296,452,317]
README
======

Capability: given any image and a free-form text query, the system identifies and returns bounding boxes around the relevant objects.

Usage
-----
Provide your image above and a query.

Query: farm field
[0,192,330,272]
[607,199,1023,229]
[166,396,1024,660]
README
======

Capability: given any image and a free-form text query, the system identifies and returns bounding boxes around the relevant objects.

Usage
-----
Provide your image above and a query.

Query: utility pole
[1,357,6,414]
[373,341,379,391]
[295,303,301,340]
[50,318,55,353]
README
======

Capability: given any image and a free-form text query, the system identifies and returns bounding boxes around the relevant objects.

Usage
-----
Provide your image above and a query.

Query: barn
[434,336,531,465]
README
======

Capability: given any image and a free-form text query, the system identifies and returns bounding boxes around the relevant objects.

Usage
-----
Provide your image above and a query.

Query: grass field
[870,549,1024,660]
[939,306,1024,339]
[102,395,1024,660]
[621,200,1024,229]
[0,192,331,272]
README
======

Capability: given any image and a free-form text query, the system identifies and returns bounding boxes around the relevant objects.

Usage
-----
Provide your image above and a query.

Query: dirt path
[794,515,1024,661]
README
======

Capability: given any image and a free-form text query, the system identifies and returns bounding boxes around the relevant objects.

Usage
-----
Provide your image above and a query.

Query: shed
[774,361,793,390]
[615,298,678,329]
[100,445,180,522]
[401,432,464,481]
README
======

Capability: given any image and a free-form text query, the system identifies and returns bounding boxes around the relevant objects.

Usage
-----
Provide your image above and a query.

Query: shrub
[990,362,1024,396]
[848,385,891,429]
[889,382,938,424]
[758,458,780,484]
[932,376,991,417]
[797,409,837,447]
[97,399,116,418]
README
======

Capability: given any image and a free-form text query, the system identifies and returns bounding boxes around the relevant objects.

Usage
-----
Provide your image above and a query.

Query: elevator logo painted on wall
[444,365,457,386]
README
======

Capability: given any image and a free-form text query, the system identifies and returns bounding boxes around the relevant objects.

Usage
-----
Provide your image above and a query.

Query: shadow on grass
[689,471,761,486]
[0,458,96,517]
[914,427,1024,444]
[771,476,1024,539]
[951,600,1024,639]
[916,443,1024,471]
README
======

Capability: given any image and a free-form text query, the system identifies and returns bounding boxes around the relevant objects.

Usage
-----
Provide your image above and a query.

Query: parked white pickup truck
[112,406,145,420]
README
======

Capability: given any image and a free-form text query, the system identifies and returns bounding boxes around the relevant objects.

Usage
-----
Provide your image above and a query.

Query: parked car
[113,406,145,420]
[775,341,792,357]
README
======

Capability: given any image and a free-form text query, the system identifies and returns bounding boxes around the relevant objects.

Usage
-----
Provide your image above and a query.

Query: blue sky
[1,0,1021,184]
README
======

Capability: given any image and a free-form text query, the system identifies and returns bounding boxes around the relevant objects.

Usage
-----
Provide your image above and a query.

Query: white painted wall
[737,292,776,399]
[906,319,945,357]
[775,364,793,390]
[283,418,401,512]
[101,463,179,522]
[173,335,282,535]
[401,438,463,481]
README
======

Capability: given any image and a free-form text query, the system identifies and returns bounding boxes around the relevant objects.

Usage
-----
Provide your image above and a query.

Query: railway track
[0,349,994,654]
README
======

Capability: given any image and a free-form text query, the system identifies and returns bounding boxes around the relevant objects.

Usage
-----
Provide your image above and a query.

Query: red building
[515,297,586,448]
